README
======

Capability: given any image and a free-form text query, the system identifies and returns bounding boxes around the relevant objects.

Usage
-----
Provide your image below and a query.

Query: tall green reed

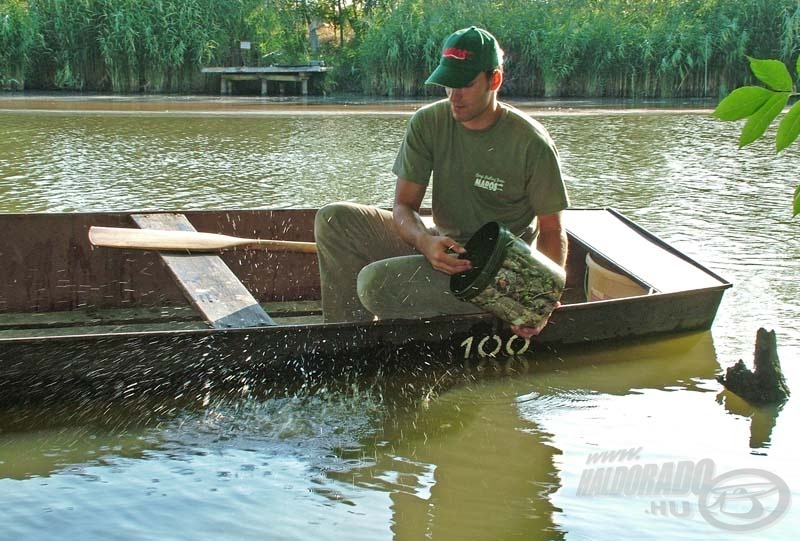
[3,0,797,96]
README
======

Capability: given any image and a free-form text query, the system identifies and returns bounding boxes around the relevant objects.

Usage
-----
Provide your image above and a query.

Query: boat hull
[0,208,731,404]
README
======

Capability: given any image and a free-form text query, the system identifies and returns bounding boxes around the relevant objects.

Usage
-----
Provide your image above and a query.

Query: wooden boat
[0,208,730,405]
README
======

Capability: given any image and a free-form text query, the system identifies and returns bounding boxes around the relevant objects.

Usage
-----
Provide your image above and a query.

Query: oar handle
[244,238,318,253]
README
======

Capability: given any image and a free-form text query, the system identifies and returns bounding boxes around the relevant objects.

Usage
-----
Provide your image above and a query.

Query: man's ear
[489,70,503,91]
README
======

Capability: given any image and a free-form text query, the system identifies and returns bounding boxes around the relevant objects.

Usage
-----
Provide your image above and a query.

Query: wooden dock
[201,65,332,96]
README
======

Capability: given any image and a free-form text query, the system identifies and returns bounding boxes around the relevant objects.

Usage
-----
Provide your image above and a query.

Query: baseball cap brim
[425,63,481,88]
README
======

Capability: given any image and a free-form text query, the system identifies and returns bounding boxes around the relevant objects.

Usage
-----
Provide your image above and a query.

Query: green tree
[713,56,800,217]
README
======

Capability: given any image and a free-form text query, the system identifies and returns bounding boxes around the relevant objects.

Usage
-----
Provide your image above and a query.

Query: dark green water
[0,96,797,540]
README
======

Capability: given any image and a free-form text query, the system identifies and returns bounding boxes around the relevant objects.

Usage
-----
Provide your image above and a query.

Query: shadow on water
[1,331,716,450]
[315,332,722,539]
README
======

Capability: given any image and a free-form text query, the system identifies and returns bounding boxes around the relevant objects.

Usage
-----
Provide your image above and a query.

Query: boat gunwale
[603,207,732,288]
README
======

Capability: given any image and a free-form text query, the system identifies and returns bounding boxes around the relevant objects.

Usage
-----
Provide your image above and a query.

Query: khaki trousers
[314,202,482,322]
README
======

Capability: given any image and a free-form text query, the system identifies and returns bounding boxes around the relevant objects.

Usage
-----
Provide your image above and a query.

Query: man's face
[445,72,495,127]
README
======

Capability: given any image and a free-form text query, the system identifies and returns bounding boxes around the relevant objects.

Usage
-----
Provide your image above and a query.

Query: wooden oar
[88,226,317,253]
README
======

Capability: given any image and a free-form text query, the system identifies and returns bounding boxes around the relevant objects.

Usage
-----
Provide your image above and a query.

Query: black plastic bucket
[450,222,565,327]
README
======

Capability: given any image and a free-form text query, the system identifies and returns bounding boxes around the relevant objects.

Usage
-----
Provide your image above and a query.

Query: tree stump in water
[717,328,791,405]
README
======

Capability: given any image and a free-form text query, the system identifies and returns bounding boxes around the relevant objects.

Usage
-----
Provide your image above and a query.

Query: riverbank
[0,92,717,116]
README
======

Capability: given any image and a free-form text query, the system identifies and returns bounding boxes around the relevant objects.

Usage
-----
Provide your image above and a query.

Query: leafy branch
[713,56,800,217]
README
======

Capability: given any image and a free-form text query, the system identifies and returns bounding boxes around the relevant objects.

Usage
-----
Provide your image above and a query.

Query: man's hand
[394,178,472,276]
[418,234,472,275]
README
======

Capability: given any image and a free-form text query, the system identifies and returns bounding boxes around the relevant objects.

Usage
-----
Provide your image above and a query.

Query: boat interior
[0,208,728,340]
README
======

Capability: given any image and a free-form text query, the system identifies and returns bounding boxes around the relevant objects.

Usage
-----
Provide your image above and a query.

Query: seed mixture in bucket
[450,222,565,327]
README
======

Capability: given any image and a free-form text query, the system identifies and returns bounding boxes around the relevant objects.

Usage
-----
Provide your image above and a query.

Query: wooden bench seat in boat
[131,213,276,328]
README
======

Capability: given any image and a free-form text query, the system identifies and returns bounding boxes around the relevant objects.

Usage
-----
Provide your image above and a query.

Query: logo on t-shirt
[474,173,505,192]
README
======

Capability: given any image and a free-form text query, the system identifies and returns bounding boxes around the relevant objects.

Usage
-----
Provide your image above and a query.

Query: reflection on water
[0,332,735,540]
[0,99,798,539]
[716,391,786,450]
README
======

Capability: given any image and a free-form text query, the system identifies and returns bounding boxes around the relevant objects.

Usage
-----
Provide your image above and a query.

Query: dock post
[201,65,331,96]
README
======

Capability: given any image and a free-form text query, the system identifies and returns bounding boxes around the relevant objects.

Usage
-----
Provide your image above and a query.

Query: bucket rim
[450,221,512,300]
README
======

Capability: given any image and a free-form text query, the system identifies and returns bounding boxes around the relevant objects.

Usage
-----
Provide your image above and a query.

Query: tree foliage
[713,57,800,217]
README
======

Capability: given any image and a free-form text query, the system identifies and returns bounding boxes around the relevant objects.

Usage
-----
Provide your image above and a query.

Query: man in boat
[315,26,569,337]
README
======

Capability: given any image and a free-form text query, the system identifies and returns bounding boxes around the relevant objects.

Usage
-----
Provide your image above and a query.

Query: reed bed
[1,0,798,97]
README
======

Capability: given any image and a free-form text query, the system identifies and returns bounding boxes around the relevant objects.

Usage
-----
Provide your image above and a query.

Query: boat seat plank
[564,209,725,293]
[131,213,276,328]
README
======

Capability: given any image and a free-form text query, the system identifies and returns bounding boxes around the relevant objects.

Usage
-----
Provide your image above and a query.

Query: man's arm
[511,211,567,339]
[536,211,568,268]
[393,178,471,275]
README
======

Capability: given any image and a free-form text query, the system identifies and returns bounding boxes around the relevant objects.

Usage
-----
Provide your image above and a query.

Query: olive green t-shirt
[392,99,569,243]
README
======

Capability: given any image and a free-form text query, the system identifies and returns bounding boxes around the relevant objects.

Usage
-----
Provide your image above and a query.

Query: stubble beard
[451,100,488,123]
[450,98,497,128]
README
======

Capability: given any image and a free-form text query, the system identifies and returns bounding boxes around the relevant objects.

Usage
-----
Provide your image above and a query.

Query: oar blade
[88,226,244,251]
[88,226,317,253]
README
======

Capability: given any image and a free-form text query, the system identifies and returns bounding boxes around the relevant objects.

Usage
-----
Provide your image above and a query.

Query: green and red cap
[425,27,504,88]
